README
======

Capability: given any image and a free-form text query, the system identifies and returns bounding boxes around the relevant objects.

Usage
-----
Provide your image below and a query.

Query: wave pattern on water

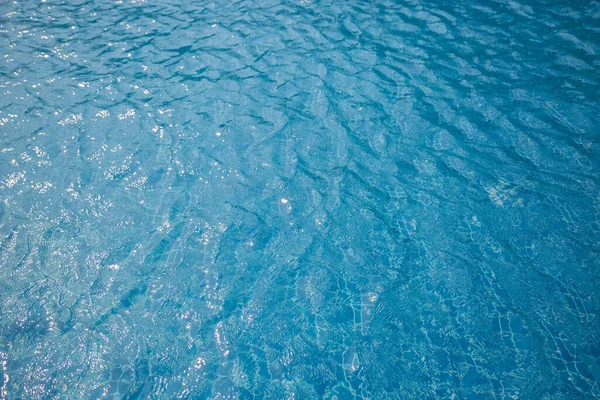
[0,0,599,398]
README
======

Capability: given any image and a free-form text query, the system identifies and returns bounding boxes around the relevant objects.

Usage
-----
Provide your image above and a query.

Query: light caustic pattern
[0,0,599,398]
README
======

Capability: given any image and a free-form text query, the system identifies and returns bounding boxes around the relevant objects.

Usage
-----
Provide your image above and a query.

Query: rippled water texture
[1,0,599,398]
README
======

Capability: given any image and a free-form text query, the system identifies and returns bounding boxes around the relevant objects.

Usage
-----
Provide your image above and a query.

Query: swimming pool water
[1,0,599,398]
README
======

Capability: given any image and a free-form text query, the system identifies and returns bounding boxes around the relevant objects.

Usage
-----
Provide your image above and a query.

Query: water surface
[0,0,599,398]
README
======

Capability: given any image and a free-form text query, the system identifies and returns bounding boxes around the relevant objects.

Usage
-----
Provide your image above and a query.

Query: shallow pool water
[1,0,599,398]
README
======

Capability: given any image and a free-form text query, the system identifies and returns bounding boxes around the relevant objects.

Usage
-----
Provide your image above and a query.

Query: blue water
[0,0,599,398]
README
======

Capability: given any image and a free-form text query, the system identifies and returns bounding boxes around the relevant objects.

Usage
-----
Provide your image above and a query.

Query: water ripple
[1,0,599,398]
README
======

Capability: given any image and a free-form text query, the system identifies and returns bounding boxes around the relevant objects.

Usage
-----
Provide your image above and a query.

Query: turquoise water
[1,0,599,398]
